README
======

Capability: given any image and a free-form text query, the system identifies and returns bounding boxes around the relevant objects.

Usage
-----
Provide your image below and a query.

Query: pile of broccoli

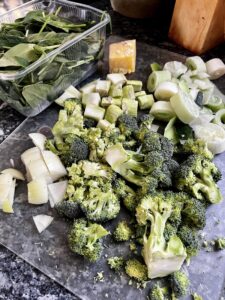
[46,77,222,299]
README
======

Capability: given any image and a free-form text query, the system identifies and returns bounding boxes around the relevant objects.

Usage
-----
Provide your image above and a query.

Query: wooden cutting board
[169,0,225,54]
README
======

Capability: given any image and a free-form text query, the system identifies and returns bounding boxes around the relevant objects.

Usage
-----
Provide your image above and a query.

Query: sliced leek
[147,70,171,92]
[193,123,225,154]
[163,61,187,78]
[150,101,176,122]
[170,91,199,124]
[154,81,178,101]
[164,117,178,143]
[206,58,225,80]
[205,95,225,112]
[213,109,225,128]
[186,56,206,72]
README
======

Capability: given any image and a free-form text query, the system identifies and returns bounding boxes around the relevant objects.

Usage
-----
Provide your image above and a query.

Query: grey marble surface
[0,0,225,299]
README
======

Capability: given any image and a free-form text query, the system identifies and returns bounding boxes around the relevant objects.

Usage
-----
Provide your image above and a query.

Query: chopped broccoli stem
[105,104,123,123]
[122,98,138,117]
[122,85,135,100]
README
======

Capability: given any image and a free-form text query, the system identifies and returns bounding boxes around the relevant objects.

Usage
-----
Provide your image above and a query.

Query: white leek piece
[186,56,206,72]
[206,58,225,80]
[193,123,225,154]
[33,215,54,233]
[193,79,214,91]
[106,73,127,85]
[82,93,101,106]
[29,133,46,151]
[147,70,171,92]
[213,109,225,128]
[48,180,68,208]
[1,168,25,181]
[163,61,187,78]
[28,179,48,205]
[55,85,81,106]
[150,101,176,122]
[84,104,105,121]
[154,81,178,100]
[41,151,67,181]
[170,92,199,124]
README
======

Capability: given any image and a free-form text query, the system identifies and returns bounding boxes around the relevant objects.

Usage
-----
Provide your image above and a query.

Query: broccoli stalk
[68,218,109,262]
[136,193,187,279]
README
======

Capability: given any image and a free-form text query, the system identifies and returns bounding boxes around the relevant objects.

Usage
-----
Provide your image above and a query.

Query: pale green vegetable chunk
[126,80,143,92]
[138,95,154,110]
[82,93,101,106]
[147,70,171,92]
[186,56,206,72]
[150,101,176,122]
[95,80,111,96]
[122,85,135,100]
[84,104,105,121]
[122,98,138,117]
[105,104,123,123]
[154,81,178,101]
[170,91,199,124]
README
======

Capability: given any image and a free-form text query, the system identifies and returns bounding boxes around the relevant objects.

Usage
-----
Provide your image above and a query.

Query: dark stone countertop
[0,1,225,299]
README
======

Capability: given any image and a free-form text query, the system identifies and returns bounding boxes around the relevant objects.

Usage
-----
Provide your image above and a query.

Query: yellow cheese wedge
[109,40,136,74]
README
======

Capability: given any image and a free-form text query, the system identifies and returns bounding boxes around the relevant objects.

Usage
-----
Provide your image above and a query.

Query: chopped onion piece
[28,179,48,205]
[2,198,14,214]
[33,215,54,233]
[1,168,25,181]
[21,147,42,166]
[41,151,67,181]
[29,133,47,151]
[0,173,13,209]
[48,180,68,208]
[27,159,52,183]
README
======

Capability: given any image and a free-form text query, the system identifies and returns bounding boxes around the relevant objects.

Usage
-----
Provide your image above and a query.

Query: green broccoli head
[136,193,187,279]
[60,136,89,166]
[64,98,82,114]
[135,113,154,141]
[125,258,148,282]
[177,225,199,258]
[180,139,213,160]
[215,238,225,250]
[113,220,133,242]
[175,155,222,204]
[80,185,120,222]
[169,270,189,298]
[164,223,178,242]
[55,200,81,219]
[117,114,139,138]
[149,284,170,300]
[141,132,162,153]
[107,256,125,272]
[182,197,206,229]
[83,118,97,128]
[68,218,109,262]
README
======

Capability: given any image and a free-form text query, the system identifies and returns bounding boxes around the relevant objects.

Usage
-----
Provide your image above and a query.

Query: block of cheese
[109,40,136,74]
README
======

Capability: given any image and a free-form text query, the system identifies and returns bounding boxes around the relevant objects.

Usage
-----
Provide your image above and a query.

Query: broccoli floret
[55,200,81,219]
[182,197,206,229]
[68,218,109,262]
[135,114,154,141]
[80,184,120,222]
[179,139,213,160]
[169,270,189,298]
[60,136,89,166]
[105,143,164,186]
[83,118,97,128]
[174,155,222,204]
[134,224,145,245]
[151,164,172,189]
[164,159,179,175]
[149,284,170,300]
[125,259,148,282]
[136,192,187,279]
[164,223,177,242]
[45,139,59,154]
[215,238,225,250]
[64,98,82,114]
[177,225,199,258]
[113,220,133,242]
[192,292,203,300]
[107,256,125,272]
[117,114,139,138]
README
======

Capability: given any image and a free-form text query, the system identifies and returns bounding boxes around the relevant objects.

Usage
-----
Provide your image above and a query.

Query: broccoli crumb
[192,292,203,300]
[215,238,225,250]
[113,221,133,242]
[94,271,105,283]
[129,241,137,253]
[107,256,124,273]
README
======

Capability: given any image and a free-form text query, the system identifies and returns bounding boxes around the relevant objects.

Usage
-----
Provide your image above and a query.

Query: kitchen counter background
[0,0,225,299]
